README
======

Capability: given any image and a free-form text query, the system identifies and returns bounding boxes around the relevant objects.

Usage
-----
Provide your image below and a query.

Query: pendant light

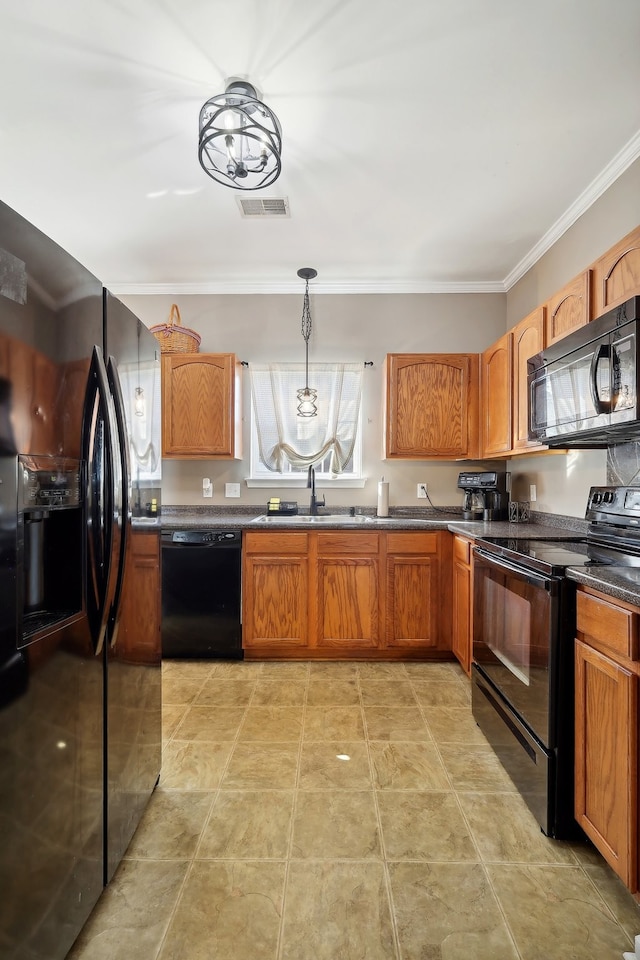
[296,267,318,418]
[198,80,282,190]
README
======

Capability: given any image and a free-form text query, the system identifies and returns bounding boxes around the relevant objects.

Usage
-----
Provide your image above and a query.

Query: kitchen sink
[250,514,375,524]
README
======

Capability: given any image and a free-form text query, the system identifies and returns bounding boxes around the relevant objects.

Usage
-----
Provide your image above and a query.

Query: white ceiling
[1,0,639,294]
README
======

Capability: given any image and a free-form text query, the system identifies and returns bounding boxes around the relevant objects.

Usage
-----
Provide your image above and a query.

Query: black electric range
[471,485,640,839]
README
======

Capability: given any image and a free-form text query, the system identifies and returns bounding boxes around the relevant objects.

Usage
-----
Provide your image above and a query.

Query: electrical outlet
[225,482,241,498]
[417,483,428,499]
[529,484,537,502]
[202,478,213,498]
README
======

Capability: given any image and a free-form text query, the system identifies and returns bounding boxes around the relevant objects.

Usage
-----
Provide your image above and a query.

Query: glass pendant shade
[198,80,282,190]
[296,386,318,418]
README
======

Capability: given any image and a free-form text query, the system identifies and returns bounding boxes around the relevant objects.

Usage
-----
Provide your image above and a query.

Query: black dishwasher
[161,530,243,659]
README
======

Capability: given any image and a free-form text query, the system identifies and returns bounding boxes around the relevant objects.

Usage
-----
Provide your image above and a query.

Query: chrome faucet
[307,465,326,516]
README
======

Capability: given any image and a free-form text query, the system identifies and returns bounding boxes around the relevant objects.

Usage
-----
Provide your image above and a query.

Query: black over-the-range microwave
[528,295,640,447]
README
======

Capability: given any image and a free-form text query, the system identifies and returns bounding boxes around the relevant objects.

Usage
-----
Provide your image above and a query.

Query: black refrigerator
[0,200,162,958]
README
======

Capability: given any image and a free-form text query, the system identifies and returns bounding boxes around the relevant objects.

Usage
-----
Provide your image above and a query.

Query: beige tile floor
[69,660,640,960]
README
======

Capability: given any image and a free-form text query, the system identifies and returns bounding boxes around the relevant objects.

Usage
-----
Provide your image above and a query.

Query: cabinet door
[480,331,512,457]
[162,353,240,458]
[574,639,638,889]
[592,225,640,317]
[118,532,161,664]
[545,271,591,345]
[511,307,545,453]
[385,532,442,650]
[314,532,380,649]
[242,533,309,650]
[451,536,472,674]
[384,354,479,459]
[243,555,308,649]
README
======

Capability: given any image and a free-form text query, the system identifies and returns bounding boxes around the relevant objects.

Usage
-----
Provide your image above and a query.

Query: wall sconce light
[198,79,282,190]
[297,267,318,418]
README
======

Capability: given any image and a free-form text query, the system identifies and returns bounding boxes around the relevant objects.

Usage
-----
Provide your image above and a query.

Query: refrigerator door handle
[82,345,118,654]
[106,355,130,648]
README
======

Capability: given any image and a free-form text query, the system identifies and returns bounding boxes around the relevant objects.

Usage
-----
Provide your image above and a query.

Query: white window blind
[249,362,363,475]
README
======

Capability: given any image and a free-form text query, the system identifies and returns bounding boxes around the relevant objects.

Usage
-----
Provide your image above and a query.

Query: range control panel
[586,486,640,535]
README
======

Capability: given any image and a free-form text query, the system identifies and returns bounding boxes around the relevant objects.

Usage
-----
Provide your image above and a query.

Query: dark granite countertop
[159,505,586,539]
[566,566,640,607]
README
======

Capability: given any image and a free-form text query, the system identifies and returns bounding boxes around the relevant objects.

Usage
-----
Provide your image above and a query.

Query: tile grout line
[359,665,404,960]
[276,663,310,960]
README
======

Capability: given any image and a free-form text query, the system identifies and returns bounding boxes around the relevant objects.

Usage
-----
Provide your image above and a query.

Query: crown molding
[105,279,506,296]
[503,129,640,291]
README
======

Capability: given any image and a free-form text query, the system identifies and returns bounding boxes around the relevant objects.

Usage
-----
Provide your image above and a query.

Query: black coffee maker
[457,471,509,521]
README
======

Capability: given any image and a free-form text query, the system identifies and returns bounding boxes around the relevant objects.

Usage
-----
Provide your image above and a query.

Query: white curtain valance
[250,362,363,473]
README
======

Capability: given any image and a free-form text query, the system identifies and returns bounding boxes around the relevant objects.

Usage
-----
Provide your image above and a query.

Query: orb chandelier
[198,79,282,190]
[297,267,318,418]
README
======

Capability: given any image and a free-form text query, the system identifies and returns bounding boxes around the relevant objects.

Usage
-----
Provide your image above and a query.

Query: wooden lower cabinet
[118,530,161,664]
[574,587,639,893]
[242,533,308,652]
[451,535,473,675]
[385,532,448,650]
[242,529,451,660]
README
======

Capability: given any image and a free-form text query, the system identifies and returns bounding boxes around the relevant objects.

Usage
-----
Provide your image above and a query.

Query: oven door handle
[474,547,558,593]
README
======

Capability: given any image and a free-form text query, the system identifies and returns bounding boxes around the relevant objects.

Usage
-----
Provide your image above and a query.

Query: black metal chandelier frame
[198,80,282,190]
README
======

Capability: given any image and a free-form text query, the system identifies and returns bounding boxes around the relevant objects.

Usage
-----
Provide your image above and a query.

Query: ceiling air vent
[236,196,290,218]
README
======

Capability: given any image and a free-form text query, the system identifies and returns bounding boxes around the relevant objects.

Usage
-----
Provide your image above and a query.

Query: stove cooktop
[478,535,640,576]
[478,537,593,575]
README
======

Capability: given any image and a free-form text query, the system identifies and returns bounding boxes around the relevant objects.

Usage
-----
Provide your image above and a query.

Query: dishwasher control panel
[166,529,241,545]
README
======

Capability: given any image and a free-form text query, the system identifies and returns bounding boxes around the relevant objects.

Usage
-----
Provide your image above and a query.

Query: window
[248,362,363,485]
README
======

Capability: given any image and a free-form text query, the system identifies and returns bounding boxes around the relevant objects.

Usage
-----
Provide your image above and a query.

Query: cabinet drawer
[576,590,638,661]
[453,536,471,565]
[244,532,308,554]
[386,532,438,554]
[317,532,379,554]
[130,531,160,557]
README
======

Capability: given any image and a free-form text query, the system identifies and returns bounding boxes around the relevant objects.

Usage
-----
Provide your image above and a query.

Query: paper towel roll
[377,480,389,517]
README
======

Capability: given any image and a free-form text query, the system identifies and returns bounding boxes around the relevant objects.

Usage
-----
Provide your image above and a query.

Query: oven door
[473,547,559,748]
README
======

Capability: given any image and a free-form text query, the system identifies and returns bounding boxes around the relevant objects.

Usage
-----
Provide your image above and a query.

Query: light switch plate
[225,482,241,498]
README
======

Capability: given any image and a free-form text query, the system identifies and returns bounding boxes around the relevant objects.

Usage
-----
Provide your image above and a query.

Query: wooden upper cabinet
[592,225,640,317]
[384,354,479,460]
[162,353,242,459]
[545,270,591,345]
[480,331,512,457]
[512,306,545,453]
